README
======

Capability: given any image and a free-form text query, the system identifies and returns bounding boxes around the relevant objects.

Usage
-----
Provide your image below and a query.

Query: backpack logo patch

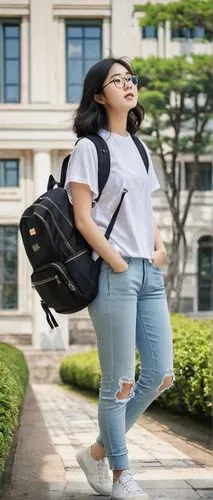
[29,228,36,236]
[32,243,40,252]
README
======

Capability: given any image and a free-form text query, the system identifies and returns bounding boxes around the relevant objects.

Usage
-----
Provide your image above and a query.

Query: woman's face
[99,62,138,111]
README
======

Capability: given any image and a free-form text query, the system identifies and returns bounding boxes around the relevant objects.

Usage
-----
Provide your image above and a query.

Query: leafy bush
[0,343,29,475]
[60,350,101,393]
[60,314,212,419]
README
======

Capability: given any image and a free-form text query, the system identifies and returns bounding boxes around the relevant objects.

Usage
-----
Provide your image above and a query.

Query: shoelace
[97,458,111,483]
[120,471,143,494]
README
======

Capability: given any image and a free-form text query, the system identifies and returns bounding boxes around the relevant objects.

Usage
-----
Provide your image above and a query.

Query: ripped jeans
[88,257,174,471]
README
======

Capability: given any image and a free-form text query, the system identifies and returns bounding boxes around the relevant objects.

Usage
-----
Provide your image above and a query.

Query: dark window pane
[0,160,19,187]
[0,226,18,310]
[198,237,213,311]
[4,85,19,103]
[4,26,19,38]
[67,39,83,59]
[84,58,99,75]
[142,25,157,39]
[193,26,205,38]
[85,39,101,59]
[3,284,17,309]
[67,26,83,38]
[185,162,212,191]
[1,24,20,103]
[5,38,19,58]
[172,27,192,38]
[5,60,19,84]
[0,162,4,186]
[6,169,18,186]
[68,84,83,103]
[66,23,102,103]
[67,59,83,84]
[84,26,101,38]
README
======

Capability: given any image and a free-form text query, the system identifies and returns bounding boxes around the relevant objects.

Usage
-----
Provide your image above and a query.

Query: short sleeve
[141,140,160,193]
[65,138,99,200]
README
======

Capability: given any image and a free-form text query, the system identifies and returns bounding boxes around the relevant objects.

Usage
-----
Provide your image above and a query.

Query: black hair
[73,57,144,137]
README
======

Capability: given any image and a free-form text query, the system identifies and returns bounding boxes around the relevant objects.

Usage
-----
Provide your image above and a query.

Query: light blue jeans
[88,257,174,471]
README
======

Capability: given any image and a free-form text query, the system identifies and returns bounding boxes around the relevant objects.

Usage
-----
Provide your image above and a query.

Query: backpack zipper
[32,274,61,288]
[40,196,73,228]
[65,249,88,263]
[32,262,78,292]
[33,203,75,255]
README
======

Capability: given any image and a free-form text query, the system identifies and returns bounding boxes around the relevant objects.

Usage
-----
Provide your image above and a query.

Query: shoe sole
[76,450,111,496]
[111,494,150,500]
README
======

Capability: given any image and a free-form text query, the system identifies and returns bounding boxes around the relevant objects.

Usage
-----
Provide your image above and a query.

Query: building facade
[0,0,212,348]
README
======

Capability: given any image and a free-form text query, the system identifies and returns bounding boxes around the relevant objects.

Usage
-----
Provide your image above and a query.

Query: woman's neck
[107,112,128,137]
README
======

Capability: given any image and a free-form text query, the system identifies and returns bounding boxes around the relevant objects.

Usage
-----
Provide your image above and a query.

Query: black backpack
[19,134,149,329]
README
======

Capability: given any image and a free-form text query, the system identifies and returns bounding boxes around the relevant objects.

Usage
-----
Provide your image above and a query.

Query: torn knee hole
[159,374,173,392]
[115,378,135,400]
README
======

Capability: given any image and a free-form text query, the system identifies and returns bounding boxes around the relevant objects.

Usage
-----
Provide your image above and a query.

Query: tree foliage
[134,54,213,309]
[134,0,213,40]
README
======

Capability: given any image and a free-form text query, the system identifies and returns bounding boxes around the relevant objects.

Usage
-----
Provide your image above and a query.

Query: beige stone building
[0,0,212,348]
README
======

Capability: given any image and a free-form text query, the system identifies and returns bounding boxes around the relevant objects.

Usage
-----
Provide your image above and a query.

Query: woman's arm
[153,220,167,267]
[69,181,128,272]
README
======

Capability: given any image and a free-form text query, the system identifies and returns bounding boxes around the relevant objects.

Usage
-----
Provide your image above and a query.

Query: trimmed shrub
[0,343,29,475]
[60,350,101,392]
[151,314,212,418]
[60,314,212,419]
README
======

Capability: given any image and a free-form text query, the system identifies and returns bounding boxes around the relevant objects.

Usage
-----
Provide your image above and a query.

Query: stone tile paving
[32,384,213,499]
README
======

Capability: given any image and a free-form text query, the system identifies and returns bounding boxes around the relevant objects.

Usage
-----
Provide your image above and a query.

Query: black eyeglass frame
[102,75,139,90]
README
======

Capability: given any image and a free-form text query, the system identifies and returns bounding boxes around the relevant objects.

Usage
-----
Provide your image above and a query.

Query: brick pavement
[3,383,213,500]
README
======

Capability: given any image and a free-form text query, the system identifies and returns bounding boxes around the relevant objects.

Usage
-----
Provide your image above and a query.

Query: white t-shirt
[65,129,160,260]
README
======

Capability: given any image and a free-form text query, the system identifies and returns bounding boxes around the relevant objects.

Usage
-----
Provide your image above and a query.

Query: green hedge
[0,343,29,476]
[60,314,212,419]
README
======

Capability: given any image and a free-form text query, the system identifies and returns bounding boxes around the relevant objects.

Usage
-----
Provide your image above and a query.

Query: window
[185,162,212,191]
[142,25,157,39]
[171,25,206,39]
[0,159,19,187]
[66,22,102,103]
[0,21,20,103]
[198,236,213,311]
[0,226,18,309]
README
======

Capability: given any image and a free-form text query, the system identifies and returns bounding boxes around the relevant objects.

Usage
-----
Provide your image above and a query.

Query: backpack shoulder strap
[131,135,149,173]
[58,134,110,202]
[83,134,110,203]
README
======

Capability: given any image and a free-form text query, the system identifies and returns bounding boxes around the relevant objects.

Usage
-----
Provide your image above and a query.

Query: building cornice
[0,3,29,16]
[53,2,111,18]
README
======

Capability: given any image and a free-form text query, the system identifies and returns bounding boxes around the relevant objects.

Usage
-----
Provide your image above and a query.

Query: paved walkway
[2,383,213,500]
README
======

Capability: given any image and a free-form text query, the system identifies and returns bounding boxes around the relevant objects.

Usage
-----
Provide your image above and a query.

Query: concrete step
[0,333,31,346]
[21,344,95,383]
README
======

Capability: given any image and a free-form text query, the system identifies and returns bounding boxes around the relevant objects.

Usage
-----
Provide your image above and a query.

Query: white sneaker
[111,470,150,499]
[76,446,112,496]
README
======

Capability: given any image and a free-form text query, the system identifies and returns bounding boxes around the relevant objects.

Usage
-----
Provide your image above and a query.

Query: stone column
[103,17,111,58]
[29,0,52,103]
[32,150,69,350]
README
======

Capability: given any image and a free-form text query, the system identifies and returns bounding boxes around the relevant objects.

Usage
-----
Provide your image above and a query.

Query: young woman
[65,57,174,500]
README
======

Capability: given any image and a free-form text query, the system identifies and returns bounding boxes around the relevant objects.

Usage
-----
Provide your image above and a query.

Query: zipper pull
[55,275,61,285]
[69,282,75,291]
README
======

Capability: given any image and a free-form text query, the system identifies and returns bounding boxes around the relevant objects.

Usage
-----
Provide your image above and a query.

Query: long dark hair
[73,58,144,137]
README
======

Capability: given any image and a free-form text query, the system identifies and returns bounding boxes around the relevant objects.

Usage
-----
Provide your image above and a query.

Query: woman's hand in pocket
[112,258,128,273]
[153,248,167,267]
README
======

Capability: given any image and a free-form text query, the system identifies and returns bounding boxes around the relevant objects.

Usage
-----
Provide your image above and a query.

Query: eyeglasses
[102,75,139,90]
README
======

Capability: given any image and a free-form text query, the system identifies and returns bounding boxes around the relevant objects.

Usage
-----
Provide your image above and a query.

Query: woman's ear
[94,93,105,105]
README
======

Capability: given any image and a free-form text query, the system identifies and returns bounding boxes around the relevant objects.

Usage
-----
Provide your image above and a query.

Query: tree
[134,54,213,310]
[134,0,213,40]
